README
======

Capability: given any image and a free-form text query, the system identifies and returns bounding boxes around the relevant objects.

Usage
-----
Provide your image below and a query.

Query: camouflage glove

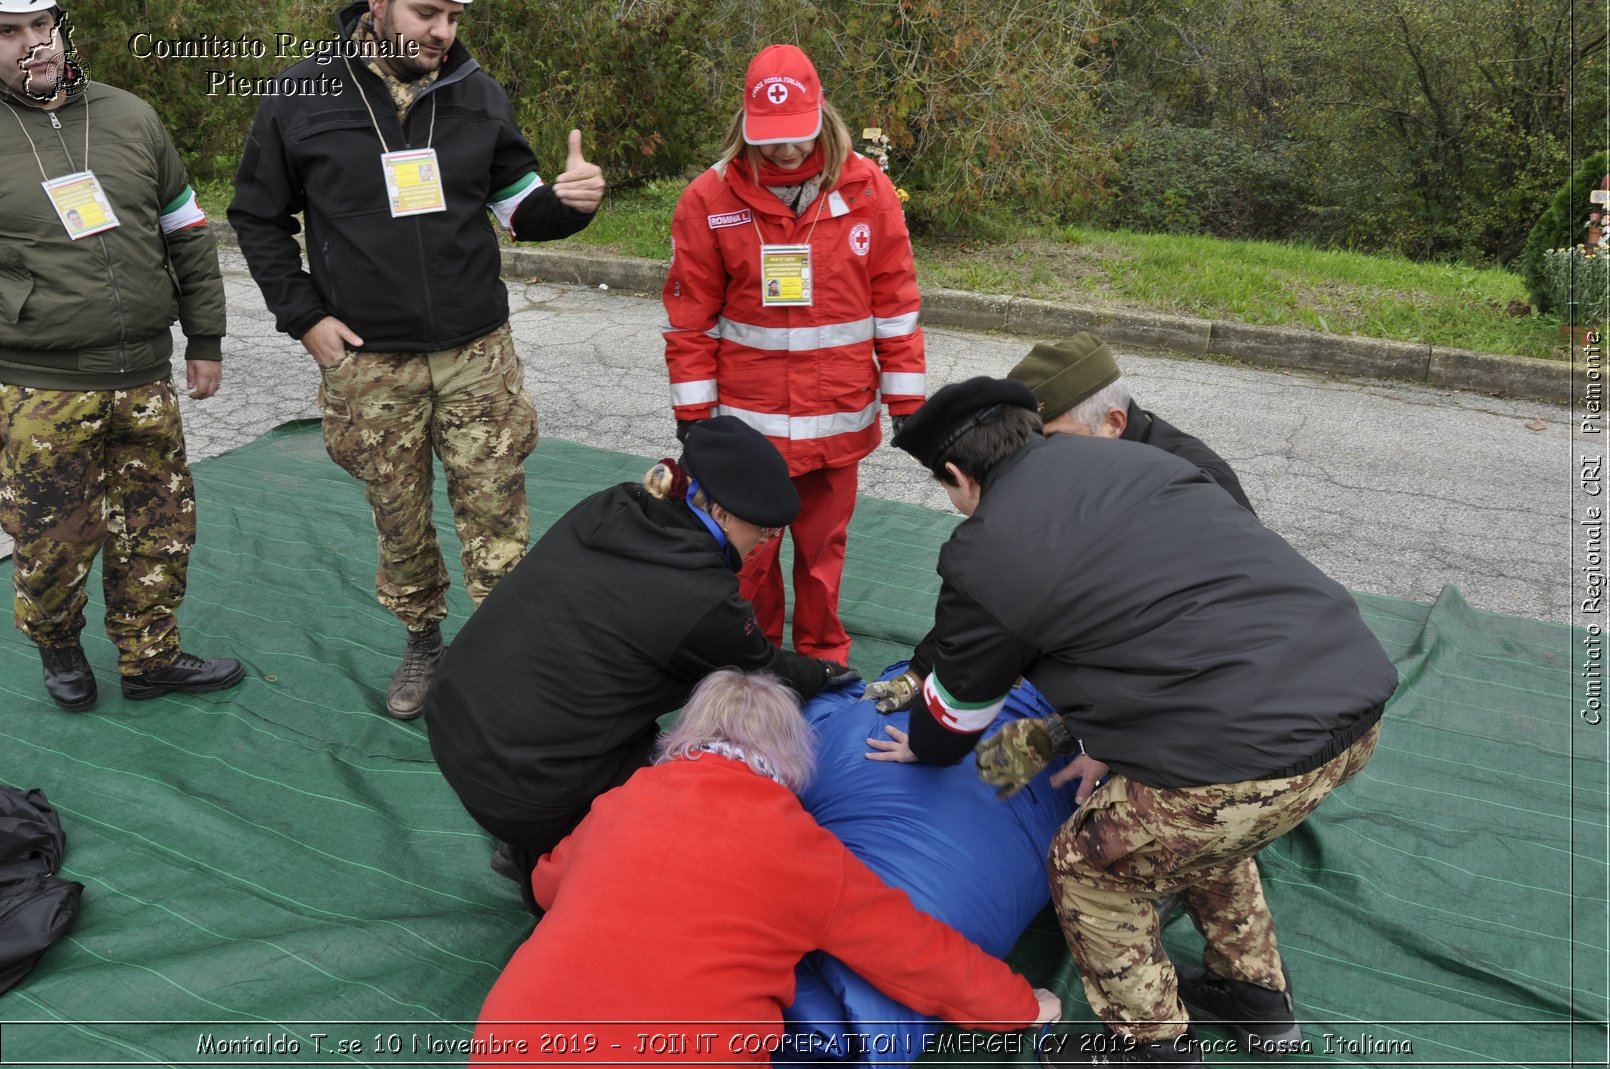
[862,669,920,713]
[975,718,1060,799]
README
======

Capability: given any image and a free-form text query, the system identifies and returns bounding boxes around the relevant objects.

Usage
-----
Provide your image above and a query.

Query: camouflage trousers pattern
[1049,719,1382,1042]
[317,322,539,631]
[0,380,196,673]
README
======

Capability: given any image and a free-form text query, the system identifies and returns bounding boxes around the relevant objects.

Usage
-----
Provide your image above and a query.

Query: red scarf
[747,145,826,186]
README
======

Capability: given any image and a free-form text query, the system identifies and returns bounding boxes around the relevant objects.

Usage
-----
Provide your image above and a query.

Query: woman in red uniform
[470,670,1059,1064]
[662,44,926,666]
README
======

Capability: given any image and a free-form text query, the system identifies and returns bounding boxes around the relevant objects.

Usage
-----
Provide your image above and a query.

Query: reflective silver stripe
[874,311,920,338]
[880,372,926,396]
[670,379,718,406]
[717,316,875,352]
[661,321,722,340]
[719,400,880,441]
[828,191,850,217]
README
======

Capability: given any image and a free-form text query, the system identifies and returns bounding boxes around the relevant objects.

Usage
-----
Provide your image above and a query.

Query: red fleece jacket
[471,754,1037,1065]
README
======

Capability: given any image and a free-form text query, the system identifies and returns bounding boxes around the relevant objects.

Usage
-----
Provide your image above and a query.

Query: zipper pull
[48,112,61,129]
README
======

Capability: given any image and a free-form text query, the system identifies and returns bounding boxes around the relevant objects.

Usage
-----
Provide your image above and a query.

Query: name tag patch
[707,209,752,229]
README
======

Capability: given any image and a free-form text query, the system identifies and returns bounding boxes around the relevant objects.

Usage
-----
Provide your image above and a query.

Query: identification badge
[42,171,120,240]
[380,148,447,217]
[760,243,813,306]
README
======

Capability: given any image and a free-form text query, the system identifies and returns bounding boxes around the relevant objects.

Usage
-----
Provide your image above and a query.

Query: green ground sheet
[0,422,1603,1067]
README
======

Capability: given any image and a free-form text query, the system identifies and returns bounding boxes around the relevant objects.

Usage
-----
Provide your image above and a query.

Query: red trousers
[738,463,857,664]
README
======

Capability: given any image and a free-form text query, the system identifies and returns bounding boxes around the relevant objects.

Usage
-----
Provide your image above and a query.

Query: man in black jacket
[426,417,856,909]
[229,0,605,718]
[1008,333,1255,514]
[869,378,1396,1067]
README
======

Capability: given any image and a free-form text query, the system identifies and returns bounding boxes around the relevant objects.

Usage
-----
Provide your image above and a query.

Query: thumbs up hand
[552,128,605,213]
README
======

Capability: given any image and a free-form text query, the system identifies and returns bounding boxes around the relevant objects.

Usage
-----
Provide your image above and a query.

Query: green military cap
[1007,333,1119,421]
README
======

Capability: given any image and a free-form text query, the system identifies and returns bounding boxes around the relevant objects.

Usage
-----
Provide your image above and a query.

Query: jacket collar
[0,69,88,115]
[717,150,878,218]
[1120,399,1153,443]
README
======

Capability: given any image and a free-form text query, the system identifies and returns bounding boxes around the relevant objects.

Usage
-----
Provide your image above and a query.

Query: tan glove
[973,718,1057,799]
[862,669,921,713]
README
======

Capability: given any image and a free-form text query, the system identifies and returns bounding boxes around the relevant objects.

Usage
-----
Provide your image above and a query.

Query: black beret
[890,377,1038,472]
[682,416,799,527]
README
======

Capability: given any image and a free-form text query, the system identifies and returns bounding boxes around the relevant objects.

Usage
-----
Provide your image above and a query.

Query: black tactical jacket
[426,483,828,826]
[909,435,1396,784]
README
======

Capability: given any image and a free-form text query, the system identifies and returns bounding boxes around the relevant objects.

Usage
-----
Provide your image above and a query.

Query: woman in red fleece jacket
[471,670,1060,1065]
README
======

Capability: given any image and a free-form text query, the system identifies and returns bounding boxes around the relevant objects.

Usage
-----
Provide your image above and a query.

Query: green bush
[1520,150,1610,312]
[1100,124,1306,241]
[458,4,721,187]
[1541,248,1610,325]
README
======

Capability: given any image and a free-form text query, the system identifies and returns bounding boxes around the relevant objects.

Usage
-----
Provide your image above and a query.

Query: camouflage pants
[0,380,195,673]
[317,322,539,630]
[1048,719,1382,1042]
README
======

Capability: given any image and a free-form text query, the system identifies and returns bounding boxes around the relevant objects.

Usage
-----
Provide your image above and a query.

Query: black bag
[0,787,82,996]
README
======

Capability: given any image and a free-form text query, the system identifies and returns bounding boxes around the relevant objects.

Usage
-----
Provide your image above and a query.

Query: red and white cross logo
[848,223,872,256]
[767,83,789,105]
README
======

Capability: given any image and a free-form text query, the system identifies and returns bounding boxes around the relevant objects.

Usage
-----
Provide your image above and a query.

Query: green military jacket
[0,81,225,390]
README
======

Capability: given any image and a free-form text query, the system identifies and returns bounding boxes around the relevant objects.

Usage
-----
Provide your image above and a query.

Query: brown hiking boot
[386,623,442,720]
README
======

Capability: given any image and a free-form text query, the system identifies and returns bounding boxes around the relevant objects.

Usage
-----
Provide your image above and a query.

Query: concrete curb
[495,247,1572,405]
[214,227,1573,405]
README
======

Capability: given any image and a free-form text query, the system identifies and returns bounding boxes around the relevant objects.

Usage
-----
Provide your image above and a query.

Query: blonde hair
[657,670,817,793]
[716,99,854,191]
[643,460,711,511]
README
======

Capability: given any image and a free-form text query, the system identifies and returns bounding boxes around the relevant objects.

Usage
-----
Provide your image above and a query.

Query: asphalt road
[15,248,1566,627]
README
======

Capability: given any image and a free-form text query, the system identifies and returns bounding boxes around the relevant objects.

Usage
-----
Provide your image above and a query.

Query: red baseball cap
[742,44,823,145]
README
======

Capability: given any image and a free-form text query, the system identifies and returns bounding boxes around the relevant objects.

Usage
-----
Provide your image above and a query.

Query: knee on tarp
[0,786,83,997]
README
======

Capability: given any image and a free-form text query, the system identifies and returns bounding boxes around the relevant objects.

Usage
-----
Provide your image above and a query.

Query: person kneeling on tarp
[468,669,1060,1063]
[864,378,1397,1068]
[425,417,857,910]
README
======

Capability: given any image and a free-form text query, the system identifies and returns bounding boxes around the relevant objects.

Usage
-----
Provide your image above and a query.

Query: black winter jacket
[909,435,1396,784]
[426,483,830,826]
[228,2,591,351]
[1122,401,1255,514]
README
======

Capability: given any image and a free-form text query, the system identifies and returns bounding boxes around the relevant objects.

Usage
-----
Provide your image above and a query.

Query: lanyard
[3,88,89,181]
[342,55,437,152]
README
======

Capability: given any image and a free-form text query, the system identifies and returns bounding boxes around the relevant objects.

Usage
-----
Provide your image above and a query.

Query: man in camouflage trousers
[230,0,604,718]
[0,0,242,711]
[866,378,1398,1067]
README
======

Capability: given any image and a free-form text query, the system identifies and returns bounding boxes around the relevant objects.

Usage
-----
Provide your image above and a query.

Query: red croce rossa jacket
[663,152,925,476]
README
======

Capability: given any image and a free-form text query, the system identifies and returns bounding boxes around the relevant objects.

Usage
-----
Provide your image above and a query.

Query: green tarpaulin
[0,422,1603,1067]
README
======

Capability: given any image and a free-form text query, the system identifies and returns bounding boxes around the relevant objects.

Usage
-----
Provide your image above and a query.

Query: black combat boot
[386,622,442,720]
[1176,963,1303,1057]
[39,644,96,711]
[121,652,246,700]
